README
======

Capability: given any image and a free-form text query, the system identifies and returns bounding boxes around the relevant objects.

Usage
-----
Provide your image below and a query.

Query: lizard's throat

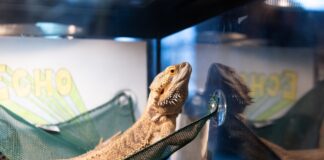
[157,90,182,107]
[149,90,184,121]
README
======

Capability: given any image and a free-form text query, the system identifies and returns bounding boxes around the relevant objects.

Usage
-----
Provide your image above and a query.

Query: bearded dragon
[67,62,192,160]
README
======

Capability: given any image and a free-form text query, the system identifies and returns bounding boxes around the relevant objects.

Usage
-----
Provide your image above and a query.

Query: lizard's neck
[144,103,182,123]
[144,92,182,122]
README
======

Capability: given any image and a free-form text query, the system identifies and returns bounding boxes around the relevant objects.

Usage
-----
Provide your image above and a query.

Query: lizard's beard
[156,76,189,107]
[157,90,182,107]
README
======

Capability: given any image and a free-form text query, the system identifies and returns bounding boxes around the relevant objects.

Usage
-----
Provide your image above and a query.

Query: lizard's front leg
[160,120,176,138]
[151,117,176,144]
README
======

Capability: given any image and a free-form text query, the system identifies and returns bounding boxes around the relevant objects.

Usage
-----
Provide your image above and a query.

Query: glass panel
[162,1,324,159]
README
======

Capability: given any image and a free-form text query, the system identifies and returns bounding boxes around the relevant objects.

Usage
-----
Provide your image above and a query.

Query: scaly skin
[67,62,192,160]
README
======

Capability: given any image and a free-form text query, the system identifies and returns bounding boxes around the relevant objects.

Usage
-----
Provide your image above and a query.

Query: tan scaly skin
[66,62,192,160]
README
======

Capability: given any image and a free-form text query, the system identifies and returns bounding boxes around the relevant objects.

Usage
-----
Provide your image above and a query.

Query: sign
[0,37,147,124]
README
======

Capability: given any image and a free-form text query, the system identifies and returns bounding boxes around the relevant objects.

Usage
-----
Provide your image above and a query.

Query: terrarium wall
[0,37,147,124]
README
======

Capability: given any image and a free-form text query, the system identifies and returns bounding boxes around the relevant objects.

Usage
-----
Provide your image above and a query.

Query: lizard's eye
[168,66,176,75]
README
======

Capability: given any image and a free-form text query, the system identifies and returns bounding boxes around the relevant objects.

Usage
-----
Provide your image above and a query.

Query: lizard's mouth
[174,62,192,83]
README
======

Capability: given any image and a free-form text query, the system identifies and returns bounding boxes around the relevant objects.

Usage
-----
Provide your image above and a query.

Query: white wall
[0,37,147,124]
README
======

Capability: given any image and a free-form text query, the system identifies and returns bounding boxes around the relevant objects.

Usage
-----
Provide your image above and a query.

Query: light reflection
[265,0,324,11]
[114,37,140,42]
[36,22,83,37]
[36,22,59,34]
[68,25,77,35]
[296,0,324,11]
[278,0,290,7]
[43,35,61,39]
[67,36,74,40]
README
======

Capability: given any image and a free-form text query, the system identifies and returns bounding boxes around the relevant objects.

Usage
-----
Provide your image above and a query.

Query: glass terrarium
[0,0,324,160]
[161,0,324,159]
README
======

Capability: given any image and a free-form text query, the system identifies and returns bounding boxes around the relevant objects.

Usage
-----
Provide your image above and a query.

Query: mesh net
[126,90,223,160]
[126,110,216,160]
[0,91,136,160]
[1,89,221,160]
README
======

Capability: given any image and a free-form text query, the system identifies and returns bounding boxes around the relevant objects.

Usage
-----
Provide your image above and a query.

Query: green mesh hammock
[126,90,226,160]
[125,107,215,160]
[0,90,225,160]
[0,91,136,160]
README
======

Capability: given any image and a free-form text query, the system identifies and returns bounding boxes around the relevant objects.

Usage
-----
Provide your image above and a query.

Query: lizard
[66,62,192,160]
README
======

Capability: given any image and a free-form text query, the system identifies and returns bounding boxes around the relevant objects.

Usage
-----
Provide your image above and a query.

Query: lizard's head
[149,62,192,109]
